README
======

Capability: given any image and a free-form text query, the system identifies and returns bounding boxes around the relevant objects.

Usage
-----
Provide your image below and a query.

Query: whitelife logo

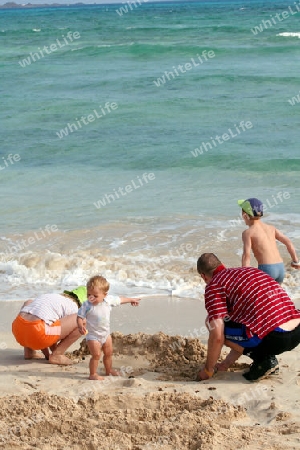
[288,90,300,106]
[2,224,58,261]
[116,0,148,16]
[250,2,300,35]
[153,50,215,87]
[18,31,81,67]
[191,121,253,157]
[93,173,155,209]
[56,102,118,139]
[0,153,21,170]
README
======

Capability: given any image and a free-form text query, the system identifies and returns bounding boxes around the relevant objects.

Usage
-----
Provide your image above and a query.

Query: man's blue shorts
[224,321,262,348]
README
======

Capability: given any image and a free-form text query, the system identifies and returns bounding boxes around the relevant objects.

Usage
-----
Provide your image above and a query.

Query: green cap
[63,286,87,304]
[238,198,263,217]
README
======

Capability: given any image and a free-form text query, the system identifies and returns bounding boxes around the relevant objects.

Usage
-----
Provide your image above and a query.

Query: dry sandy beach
[1,298,300,450]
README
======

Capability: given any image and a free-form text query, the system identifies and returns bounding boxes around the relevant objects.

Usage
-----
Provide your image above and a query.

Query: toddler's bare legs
[87,340,104,380]
[102,335,120,376]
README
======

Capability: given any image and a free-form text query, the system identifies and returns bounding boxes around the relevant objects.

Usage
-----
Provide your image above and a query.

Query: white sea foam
[276,32,300,38]
[0,225,299,304]
[109,239,127,249]
[97,43,134,48]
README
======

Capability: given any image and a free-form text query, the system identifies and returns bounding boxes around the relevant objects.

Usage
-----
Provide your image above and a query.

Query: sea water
[0,0,300,303]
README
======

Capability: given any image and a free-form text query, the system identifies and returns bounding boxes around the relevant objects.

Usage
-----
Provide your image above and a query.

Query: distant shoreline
[0,2,98,9]
[0,0,174,10]
[0,0,166,9]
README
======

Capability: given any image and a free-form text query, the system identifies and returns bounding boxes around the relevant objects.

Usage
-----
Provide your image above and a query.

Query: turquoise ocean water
[1,0,300,303]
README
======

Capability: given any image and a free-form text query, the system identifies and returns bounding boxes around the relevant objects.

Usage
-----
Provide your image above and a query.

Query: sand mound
[70,332,248,381]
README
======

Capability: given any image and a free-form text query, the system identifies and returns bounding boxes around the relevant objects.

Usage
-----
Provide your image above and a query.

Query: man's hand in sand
[196,368,212,381]
[214,349,243,372]
[215,361,229,371]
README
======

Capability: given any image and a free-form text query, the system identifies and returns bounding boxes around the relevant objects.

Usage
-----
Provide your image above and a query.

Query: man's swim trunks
[12,315,61,350]
[224,320,262,348]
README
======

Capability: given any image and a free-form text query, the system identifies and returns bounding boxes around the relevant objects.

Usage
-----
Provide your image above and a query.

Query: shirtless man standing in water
[238,198,300,283]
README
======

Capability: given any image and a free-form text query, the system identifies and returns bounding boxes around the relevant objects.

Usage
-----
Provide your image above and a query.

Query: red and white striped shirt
[205,266,300,339]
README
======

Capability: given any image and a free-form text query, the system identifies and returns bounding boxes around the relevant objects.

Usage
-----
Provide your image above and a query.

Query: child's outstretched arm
[120,297,141,306]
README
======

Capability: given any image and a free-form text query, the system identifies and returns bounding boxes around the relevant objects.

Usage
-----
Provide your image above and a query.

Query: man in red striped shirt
[196,253,300,382]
